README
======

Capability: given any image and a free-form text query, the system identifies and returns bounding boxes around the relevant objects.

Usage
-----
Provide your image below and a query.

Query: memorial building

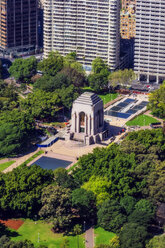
[66,92,109,145]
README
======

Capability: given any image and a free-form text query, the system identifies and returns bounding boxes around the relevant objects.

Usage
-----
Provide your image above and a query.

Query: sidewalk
[85,227,94,248]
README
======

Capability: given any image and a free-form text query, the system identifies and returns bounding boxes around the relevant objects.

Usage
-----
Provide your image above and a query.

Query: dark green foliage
[119,223,148,248]
[128,209,154,226]
[0,123,24,156]
[60,67,85,87]
[37,51,63,77]
[146,234,165,248]
[120,196,137,215]
[21,89,61,120]
[135,199,155,215]
[73,144,139,198]
[59,84,79,109]
[72,188,96,220]
[54,168,79,189]
[88,57,110,93]
[0,60,2,79]
[148,82,165,118]
[9,56,37,82]
[0,165,53,217]
[39,185,74,232]
[97,200,127,232]
[0,235,35,248]
[0,81,18,112]
[33,75,53,92]
[0,110,34,156]
[147,161,165,203]
[126,129,165,158]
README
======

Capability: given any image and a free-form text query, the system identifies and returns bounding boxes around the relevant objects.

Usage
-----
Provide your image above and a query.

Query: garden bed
[0,219,24,230]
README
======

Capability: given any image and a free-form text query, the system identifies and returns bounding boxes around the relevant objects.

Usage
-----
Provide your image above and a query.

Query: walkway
[3,149,40,173]
[85,227,94,248]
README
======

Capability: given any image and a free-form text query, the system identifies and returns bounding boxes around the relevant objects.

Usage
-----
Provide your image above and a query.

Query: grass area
[43,122,66,128]
[11,219,85,248]
[126,114,158,127]
[98,93,118,104]
[0,161,16,172]
[82,87,118,104]
[94,227,116,246]
[20,150,44,166]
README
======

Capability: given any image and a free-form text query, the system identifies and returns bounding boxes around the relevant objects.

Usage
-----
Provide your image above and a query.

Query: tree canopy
[148,82,165,118]
[37,51,64,77]
[9,56,37,82]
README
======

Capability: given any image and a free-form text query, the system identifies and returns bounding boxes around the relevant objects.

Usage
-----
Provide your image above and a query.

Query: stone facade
[66,92,108,145]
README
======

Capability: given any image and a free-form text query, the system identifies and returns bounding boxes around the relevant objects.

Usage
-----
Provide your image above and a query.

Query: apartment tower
[0,0,38,57]
[44,0,120,70]
[134,0,165,83]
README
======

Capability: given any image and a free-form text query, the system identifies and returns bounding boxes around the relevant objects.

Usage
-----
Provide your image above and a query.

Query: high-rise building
[0,0,38,57]
[44,0,120,71]
[134,0,165,83]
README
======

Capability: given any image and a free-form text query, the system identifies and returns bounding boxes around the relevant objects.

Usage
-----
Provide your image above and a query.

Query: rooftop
[74,92,102,106]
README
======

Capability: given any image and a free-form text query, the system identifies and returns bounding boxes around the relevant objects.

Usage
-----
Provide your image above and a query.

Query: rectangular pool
[32,156,73,170]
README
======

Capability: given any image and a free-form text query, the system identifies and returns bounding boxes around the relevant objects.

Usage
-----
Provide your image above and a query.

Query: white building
[66,92,109,145]
[134,0,165,83]
[43,0,120,70]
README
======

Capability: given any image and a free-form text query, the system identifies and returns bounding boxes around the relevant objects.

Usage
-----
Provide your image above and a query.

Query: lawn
[94,227,116,245]
[126,114,158,127]
[11,219,85,248]
[0,161,15,172]
[98,93,118,104]
[82,87,118,104]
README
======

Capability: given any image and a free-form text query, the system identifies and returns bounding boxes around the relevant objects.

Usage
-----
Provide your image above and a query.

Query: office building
[44,0,120,70]
[134,0,165,83]
[0,0,38,57]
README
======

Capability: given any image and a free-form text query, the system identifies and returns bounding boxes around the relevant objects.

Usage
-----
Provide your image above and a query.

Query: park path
[3,149,39,173]
[85,227,94,248]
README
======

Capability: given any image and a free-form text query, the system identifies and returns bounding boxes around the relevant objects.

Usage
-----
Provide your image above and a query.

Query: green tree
[0,165,53,217]
[120,196,136,215]
[72,188,96,220]
[39,185,74,232]
[119,223,148,248]
[59,85,79,109]
[146,234,165,248]
[21,89,61,120]
[128,209,153,226]
[91,57,108,74]
[54,168,78,189]
[108,69,135,89]
[38,51,63,77]
[82,176,111,205]
[135,199,155,215]
[147,161,165,203]
[0,110,34,156]
[9,56,37,82]
[97,200,127,232]
[148,82,165,118]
